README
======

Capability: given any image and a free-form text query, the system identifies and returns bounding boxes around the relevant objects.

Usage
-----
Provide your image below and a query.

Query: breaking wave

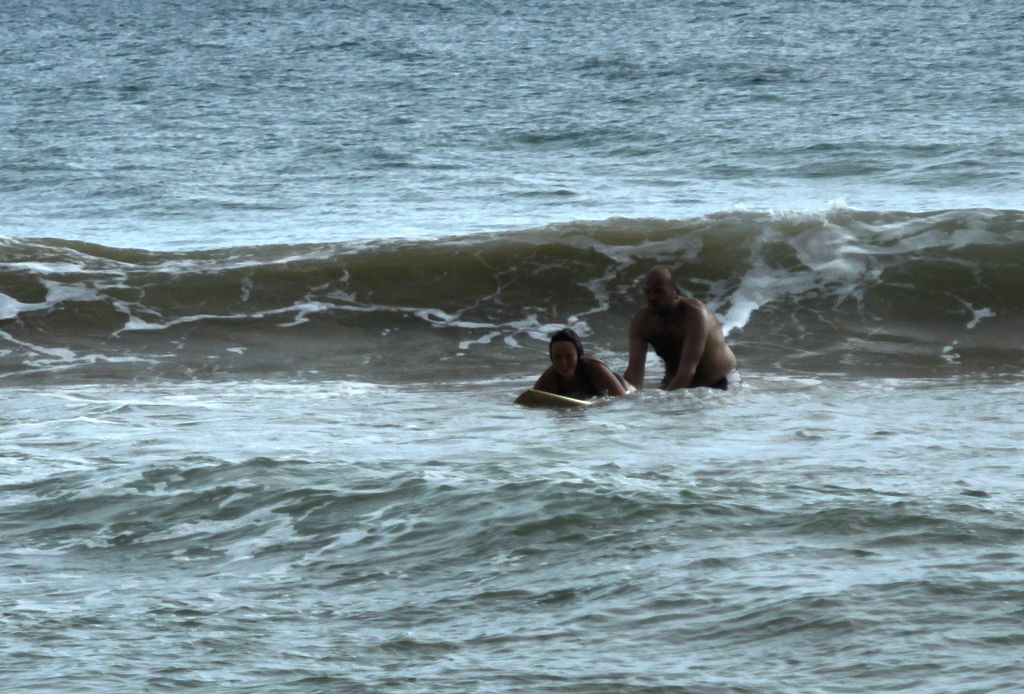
[2,207,1022,381]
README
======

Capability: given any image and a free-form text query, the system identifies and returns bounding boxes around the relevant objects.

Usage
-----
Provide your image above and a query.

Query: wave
[9,454,1019,561]
[2,207,1022,381]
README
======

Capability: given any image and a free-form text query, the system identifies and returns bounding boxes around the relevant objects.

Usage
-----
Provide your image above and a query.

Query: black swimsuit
[662,369,741,391]
[709,369,741,391]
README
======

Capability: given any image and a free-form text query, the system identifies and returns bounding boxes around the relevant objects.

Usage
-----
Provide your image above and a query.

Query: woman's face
[550,340,578,379]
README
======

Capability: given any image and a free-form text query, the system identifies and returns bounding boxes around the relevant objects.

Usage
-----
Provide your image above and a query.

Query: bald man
[624,266,739,391]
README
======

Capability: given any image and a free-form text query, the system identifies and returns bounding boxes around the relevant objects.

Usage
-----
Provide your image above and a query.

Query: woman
[533,328,630,399]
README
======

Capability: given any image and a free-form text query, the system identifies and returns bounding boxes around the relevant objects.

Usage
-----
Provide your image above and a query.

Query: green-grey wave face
[2,208,1022,382]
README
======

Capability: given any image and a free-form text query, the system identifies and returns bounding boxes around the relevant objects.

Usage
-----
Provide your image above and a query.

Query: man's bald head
[642,265,681,314]
[645,265,674,285]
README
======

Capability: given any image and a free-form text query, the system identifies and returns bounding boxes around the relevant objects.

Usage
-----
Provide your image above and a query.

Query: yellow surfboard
[514,389,593,408]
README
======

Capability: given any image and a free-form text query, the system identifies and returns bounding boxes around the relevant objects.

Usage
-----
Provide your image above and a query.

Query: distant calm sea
[2,1,1022,691]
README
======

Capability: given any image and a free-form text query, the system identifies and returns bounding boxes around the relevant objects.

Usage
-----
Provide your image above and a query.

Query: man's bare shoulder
[678,297,711,324]
[678,296,707,313]
[630,307,659,334]
[634,299,705,327]
[630,306,654,322]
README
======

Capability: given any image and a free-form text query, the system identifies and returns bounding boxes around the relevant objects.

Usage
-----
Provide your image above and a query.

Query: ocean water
[2,1,1023,691]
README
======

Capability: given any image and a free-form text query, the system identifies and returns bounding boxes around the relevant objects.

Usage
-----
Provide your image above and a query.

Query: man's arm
[623,314,648,389]
[664,303,709,391]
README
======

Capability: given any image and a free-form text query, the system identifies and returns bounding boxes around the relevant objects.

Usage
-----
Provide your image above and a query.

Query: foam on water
[2,378,1022,690]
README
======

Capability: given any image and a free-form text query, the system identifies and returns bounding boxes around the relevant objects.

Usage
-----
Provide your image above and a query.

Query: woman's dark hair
[549,328,584,359]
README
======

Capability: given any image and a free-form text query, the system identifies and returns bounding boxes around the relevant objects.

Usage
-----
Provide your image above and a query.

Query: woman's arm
[532,366,560,394]
[586,359,628,396]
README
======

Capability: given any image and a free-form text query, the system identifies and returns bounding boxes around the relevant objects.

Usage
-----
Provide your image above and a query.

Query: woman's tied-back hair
[549,328,584,359]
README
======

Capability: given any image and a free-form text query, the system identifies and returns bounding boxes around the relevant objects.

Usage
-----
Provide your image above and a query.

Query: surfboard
[514,389,593,408]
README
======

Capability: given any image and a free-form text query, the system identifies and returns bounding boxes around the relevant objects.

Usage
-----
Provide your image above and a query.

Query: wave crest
[2,208,1022,381]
